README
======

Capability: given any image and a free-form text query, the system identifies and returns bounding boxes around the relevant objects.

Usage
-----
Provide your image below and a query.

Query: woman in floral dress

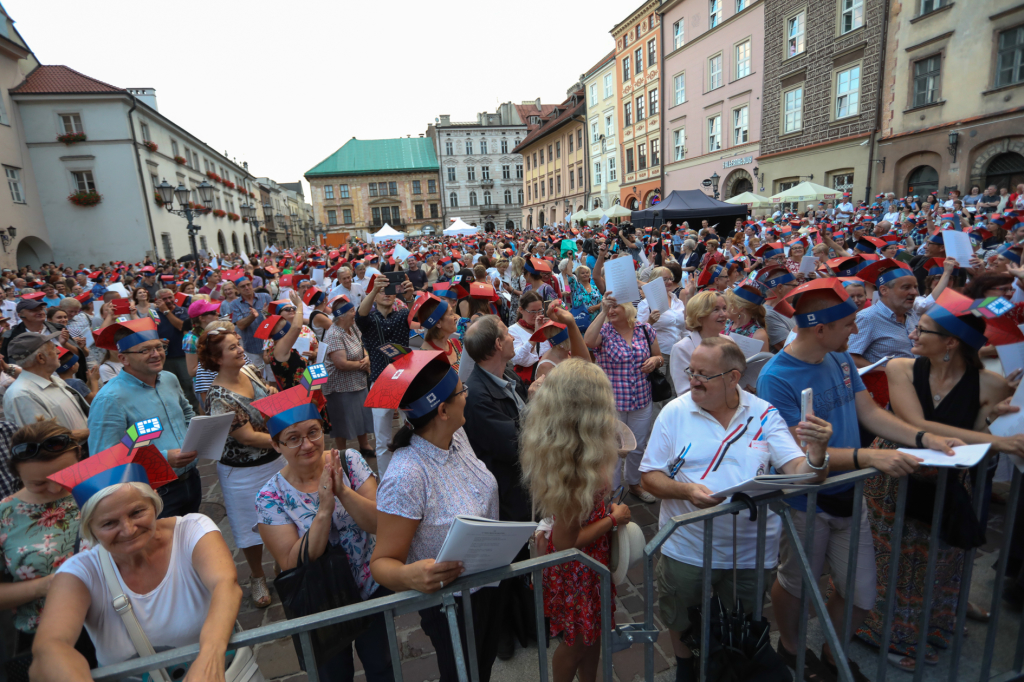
[520,359,631,682]
[0,420,96,679]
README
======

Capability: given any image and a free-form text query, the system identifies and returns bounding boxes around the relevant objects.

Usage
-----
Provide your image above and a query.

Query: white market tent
[768,181,840,204]
[725,191,774,208]
[605,204,632,218]
[372,224,403,244]
[443,218,479,236]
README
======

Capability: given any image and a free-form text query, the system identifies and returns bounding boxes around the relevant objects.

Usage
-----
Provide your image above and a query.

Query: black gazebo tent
[629,190,747,237]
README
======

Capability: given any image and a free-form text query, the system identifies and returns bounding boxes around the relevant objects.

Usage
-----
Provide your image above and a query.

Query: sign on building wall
[723,156,753,169]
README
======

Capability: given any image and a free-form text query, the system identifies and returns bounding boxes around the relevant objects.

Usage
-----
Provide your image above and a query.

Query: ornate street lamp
[710,172,720,200]
[157,178,214,258]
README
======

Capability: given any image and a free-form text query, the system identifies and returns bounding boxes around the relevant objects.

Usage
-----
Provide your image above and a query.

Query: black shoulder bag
[639,325,673,403]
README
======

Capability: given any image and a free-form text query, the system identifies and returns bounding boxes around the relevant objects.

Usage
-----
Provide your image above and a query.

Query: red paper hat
[431,282,462,301]
[22,291,45,301]
[174,292,191,308]
[825,255,866,277]
[254,315,286,340]
[755,265,794,290]
[407,292,448,328]
[469,282,498,302]
[854,235,887,254]
[140,266,156,274]
[74,291,92,304]
[925,289,990,350]
[252,365,328,436]
[302,286,324,306]
[788,236,810,250]
[280,274,295,288]
[526,257,552,274]
[856,258,913,287]
[697,264,727,289]
[782,278,857,328]
[48,419,176,507]
[529,321,569,345]
[364,349,458,419]
[222,268,246,282]
[268,300,295,316]
[93,317,160,352]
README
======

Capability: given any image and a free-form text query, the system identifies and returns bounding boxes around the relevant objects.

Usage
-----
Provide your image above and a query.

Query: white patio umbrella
[768,181,841,204]
[726,191,774,208]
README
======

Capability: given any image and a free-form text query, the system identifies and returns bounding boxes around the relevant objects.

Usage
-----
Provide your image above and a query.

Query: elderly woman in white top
[638,267,686,399]
[670,290,729,396]
[32,454,241,682]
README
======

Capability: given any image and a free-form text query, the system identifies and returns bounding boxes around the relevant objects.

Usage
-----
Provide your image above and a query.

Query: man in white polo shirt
[640,336,832,682]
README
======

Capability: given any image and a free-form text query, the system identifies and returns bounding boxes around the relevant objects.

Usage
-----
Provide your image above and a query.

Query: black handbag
[274,530,369,667]
[640,326,673,402]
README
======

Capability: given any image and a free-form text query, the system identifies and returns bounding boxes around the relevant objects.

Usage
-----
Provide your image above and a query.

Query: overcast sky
[7,0,625,198]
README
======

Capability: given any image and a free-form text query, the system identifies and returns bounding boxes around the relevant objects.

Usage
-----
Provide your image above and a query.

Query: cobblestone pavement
[201,451,1017,682]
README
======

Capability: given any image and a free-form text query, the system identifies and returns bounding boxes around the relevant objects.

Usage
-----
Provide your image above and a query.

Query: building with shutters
[583,51,621,214]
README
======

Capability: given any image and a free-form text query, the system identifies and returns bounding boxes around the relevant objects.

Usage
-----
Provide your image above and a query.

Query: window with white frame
[708,115,722,152]
[447,167,456,182]
[344,209,353,223]
[787,12,806,57]
[648,38,657,67]
[674,73,686,105]
[6,167,24,203]
[841,0,864,34]
[605,115,614,136]
[0,93,8,125]
[324,185,334,199]
[733,106,749,144]
[480,140,487,154]
[171,140,178,156]
[340,184,349,198]
[450,192,458,207]
[673,129,685,161]
[594,161,602,184]
[651,139,660,166]
[501,140,508,153]
[623,56,631,81]
[920,0,946,13]
[502,164,511,179]
[636,95,645,121]
[590,83,597,104]
[481,166,490,180]
[517,188,523,203]
[608,156,617,181]
[466,140,472,155]
[997,26,1024,88]
[140,123,150,142]
[784,86,803,133]
[591,120,599,139]
[913,55,941,107]
[445,141,453,155]
[835,65,861,118]
[505,189,512,204]
[737,0,747,10]
[470,191,478,207]
[604,73,613,97]
[59,113,83,134]
[650,88,659,115]
[710,0,722,28]
[71,170,96,193]
[736,40,751,79]
[467,166,476,181]
[673,19,684,50]
[483,190,491,205]
[327,209,337,225]
[635,47,644,74]
[516,164,523,178]
[624,101,633,126]
[709,54,723,90]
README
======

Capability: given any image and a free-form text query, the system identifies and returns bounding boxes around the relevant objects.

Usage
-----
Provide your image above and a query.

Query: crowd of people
[1,183,1024,682]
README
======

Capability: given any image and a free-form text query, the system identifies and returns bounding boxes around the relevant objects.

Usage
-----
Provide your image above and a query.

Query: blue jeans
[319,586,395,682]
[157,467,202,519]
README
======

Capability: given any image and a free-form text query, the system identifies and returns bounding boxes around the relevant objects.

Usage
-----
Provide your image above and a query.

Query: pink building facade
[659,0,764,200]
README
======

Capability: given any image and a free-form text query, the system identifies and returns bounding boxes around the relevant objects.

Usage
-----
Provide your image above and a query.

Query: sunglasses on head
[11,434,78,459]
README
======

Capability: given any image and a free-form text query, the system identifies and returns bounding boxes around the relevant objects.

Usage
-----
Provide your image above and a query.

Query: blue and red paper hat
[92,317,161,352]
[783,278,859,329]
[824,255,866,277]
[364,349,459,419]
[253,364,329,436]
[925,290,994,351]
[755,265,794,290]
[48,419,176,508]
[408,292,448,330]
[857,258,914,288]
[732,278,768,306]
[530,320,569,346]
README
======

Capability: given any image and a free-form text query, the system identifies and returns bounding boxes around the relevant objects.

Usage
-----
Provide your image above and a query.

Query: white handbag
[98,548,265,682]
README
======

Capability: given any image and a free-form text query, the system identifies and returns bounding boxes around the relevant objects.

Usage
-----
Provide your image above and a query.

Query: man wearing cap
[847,260,920,368]
[2,332,89,438]
[88,319,200,518]
[225,277,272,370]
[757,279,962,677]
[2,297,71,359]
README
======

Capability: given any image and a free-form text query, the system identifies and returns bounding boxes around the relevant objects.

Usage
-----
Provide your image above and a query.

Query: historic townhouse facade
[583,51,621,212]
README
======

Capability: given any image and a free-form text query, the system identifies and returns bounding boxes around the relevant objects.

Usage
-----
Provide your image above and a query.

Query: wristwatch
[805,450,829,471]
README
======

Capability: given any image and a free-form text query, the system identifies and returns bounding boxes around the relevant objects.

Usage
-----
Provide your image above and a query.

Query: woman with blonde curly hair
[669,290,730,395]
[520,359,631,682]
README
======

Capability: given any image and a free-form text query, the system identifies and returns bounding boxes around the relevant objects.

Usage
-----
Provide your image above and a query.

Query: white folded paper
[712,472,818,498]
[900,443,992,468]
[642,279,671,313]
[435,515,538,576]
[181,413,235,460]
[798,256,818,275]
[858,355,894,376]
[604,257,640,305]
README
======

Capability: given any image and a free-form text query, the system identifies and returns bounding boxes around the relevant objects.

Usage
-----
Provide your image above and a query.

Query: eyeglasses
[12,434,78,459]
[280,428,324,449]
[684,367,736,384]
[912,326,948,338]
[523,308,543,315]
[451,386,469,399]
[121,342,170,356]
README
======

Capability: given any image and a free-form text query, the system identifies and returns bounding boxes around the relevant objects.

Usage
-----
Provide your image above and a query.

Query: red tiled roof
[11,65,122,94]
[514,101,561,133]
[584,50,616,79]
[512,91,587,154]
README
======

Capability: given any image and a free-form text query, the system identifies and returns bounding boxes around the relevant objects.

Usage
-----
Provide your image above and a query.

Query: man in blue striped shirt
[847,260,920,368]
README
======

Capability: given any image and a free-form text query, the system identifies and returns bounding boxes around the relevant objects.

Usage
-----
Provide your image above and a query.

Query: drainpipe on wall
[127,94,159,258]
[659,12,665,202]
[864,0,890,203]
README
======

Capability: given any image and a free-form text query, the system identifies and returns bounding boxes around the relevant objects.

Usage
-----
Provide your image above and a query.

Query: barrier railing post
[948,454,993,681]
[753,502,768,622]
[983,463,1023,680]
[442,592,470,682]
[298,630,319,682]
[643,544,657,682]
[842,478,865,660]
[461,590,480,682]
[534,568,549,682]
[913,468,949,682]
[876,473,910,682]
[700,518,714,682]
[796,490,818,682]
[385,609,404,682]
[600,559,614,682]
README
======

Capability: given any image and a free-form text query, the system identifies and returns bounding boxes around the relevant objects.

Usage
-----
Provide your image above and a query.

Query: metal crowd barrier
[90,548,615,682]
[642,456,1024,682]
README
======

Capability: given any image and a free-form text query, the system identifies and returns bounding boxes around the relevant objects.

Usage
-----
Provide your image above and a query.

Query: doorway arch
[538,211,545,226]
[231,232,240,254]
[906,165,939,197]
[217,230,227,255]
[244,234,250,254]
[985,152,1024,191]
[485,221,495,232]
[16,236,54,269]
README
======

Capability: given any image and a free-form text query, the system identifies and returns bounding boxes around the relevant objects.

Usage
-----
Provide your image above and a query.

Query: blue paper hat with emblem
[783,278,859,328]
[47,419,176,508]
[252,364,329,437]
[364,349,459,420]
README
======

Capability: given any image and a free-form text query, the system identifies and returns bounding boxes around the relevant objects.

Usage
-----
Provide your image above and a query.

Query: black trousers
[419,587,501,682]
[157,467,202,519]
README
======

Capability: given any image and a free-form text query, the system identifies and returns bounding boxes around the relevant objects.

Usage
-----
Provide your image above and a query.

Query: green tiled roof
[305,137,438,178]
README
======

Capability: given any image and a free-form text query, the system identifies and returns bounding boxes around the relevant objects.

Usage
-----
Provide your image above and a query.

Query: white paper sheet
[997,341,1024,377]
[84,327,94,348]
[392,244,412,263]
[712,473,818,498]
[798,256,818,275]
[316,339,329,365]
[642,280,671,313]
[106,282,129,298]
[729,333,765,358]
[435,515,538,576]
[942,230,974,266]
[292,336,311,357]
[900,443,992,468]
[858,354,894,376]
[311,268,325,286]
[740,352,774,390]
[210,257,219,270]
[990,384,1024,437]
[93,300,104,317]
[240,252,250,265]
[604,257,640,304]
[181,413,235,460]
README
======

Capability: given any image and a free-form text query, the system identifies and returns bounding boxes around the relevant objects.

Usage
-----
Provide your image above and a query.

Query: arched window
[469,191,478,206]
[518,188,524,204]
[244,234,250,253]
[483,191,491,205]
[906,165,938,198]
[504,189,512,204]
[449,192,458,208]
[231,232,240,253]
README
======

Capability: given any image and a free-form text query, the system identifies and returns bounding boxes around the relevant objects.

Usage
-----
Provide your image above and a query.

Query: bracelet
[608,512,618,531]
[915,431,926,449]
[853,448,861,470]
[805,450,829,471]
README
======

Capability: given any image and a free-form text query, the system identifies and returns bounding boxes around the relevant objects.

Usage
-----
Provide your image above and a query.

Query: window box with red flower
[143,141,158,152]
[174,155,187,165]
[227,212,240,221]
[68,191,101,207]
[224,180,235,189]
[154,193,166,207]
[206,171,221,183]
[213,209,227,218]
[57,132,87,145]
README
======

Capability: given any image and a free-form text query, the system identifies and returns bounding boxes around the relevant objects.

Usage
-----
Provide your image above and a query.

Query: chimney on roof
[127,88,158,111]
[535,98,541,110]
